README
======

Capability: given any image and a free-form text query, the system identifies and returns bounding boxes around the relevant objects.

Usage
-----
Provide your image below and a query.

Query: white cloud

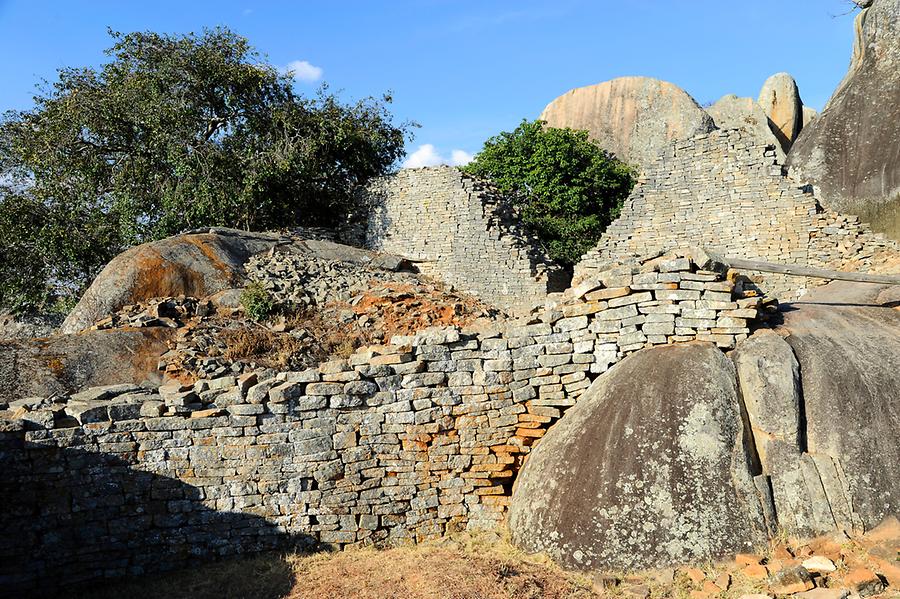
[403,144,444,168]
[283,60,323,83]
[403,144,475,168]
[450,149,474,166]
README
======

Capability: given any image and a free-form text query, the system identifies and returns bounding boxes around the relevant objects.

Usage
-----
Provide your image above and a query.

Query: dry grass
[221,326,310,371]
[75,535,598,599]
[286,544,597,599]
[283,308,376,358]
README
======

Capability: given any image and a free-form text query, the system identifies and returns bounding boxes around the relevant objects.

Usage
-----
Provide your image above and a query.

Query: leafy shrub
[462,119,635,265]
[0,27,413,313]
[239,282,275,321]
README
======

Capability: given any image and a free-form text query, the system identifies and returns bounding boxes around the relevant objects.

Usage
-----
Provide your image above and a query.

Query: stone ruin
[576,128,900,299]
[1,249,769,594]
[347,165,570,312]
[2,130,900,596]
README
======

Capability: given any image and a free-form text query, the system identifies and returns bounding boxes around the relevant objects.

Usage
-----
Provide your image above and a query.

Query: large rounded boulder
[780,283,900,532]
[508,342,767,571]
[787,0,900,239]
[757,72,803,151]
[707,94,786,161]
[61,228,284,334]
[539,76,715,170]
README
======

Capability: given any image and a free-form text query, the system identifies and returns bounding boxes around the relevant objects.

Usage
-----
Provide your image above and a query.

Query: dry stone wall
[352,166,569,311]
[576,129,900,299]
[1,253,760,596]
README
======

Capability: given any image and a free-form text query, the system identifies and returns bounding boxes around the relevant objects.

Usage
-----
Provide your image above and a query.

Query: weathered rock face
[0,328,172,400]
[539,76,715,169]
[707,94,785,161]
[61,229,284,334]
[758,72,803,151]
[510,281,900,569]
[508,343,767,571]
[787,0,900,239]
[732,331,832,537]
[780,287,900,533]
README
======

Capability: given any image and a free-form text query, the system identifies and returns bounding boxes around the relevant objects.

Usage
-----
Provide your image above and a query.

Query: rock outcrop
[707,94,786,161]
[61,230,415,335]
[509,343,768,571]
[779,283,900,533]
[510,280,900,571]
[61,228,284,334]
[787,0,900,240]
[707,72,813,159]
[0,328,172,400]
[758,72,804,151]
[539,76,715,169]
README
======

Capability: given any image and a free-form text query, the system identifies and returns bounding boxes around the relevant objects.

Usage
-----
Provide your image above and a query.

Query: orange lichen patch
[128,235,245,306]
[188,235,242,279]
[340,281,491,340]
[131,246,213,303]
[43,354,67,378]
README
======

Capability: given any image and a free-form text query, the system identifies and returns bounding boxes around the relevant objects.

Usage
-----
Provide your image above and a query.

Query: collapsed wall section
[576,129,899,298]
[353,166,569,311]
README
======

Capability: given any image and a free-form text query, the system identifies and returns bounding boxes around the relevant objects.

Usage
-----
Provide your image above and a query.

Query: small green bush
[462,119,636,265]
[240,282,275,321]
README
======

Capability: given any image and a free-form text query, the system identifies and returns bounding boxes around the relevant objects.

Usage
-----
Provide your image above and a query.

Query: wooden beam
[724,256,900,285]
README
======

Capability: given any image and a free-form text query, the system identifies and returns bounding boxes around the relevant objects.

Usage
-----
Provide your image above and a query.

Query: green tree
[0,27,412,313]
[462,119,635,265]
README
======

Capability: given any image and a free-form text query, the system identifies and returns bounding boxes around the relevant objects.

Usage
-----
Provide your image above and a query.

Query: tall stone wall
[576,129,900,298]
[354,166,569,311]
[1,255,758,596]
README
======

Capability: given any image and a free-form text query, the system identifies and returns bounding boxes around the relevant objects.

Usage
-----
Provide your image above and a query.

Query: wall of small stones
[352,166,569,311]
[0,253,760,596]
[576,129,900,298]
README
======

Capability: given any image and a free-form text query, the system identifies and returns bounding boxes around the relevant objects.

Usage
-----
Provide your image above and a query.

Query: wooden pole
[724,256,900,285]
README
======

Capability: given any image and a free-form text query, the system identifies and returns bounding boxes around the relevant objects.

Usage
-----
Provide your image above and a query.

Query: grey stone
[787,0,900,240]
[509,343,767,571]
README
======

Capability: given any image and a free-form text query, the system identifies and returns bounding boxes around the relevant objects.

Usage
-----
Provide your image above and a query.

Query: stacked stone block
[354,166,568,311]
[576,129,900,299]
[0,252,759,595]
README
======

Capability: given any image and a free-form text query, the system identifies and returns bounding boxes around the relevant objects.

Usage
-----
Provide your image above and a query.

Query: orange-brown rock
[685,567,707,585]
[736,553,765,567]
[757,73,803,150]
[842,567,885,596]
[769,565,815,594]
[742,563,769,580]
[0,327,172,400]
[62,228,283,334]
[787,0,900,240]
[539,76,715,170]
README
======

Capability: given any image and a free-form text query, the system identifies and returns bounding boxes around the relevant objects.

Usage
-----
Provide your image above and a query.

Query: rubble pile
[246,246,420,308]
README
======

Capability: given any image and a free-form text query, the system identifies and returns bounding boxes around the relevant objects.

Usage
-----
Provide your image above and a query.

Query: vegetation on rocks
[239,282,276,322]
[0,27,412,313]
[462,119,635,265]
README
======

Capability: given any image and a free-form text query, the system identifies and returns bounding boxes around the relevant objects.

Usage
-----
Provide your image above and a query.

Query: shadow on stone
[0,433,320,598]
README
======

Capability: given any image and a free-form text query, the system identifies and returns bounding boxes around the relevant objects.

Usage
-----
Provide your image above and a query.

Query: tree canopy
[461,119,635,265]
[0,27,412,313]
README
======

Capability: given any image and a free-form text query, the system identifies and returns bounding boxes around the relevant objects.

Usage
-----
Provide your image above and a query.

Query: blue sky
[0,0,860,166]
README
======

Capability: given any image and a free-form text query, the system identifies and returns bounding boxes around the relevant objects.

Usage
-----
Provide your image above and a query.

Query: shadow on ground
[0,429,319,598]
